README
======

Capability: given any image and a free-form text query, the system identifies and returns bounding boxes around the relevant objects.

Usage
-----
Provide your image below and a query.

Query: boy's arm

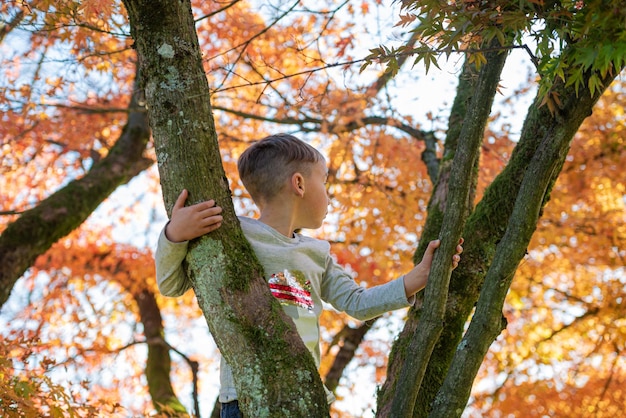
[321,239,463,320]
[321,262,411,321]
[155,228,192,296]
[155,189,223,296]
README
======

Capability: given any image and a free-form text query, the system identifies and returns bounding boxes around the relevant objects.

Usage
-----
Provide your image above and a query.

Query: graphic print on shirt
[268,270,314,311]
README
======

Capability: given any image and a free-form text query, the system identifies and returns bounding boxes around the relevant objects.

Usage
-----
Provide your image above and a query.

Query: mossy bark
[121,0,329,416]
[378,48,620,417]
[385,45,509,418]
[429,69,619,418]
[0,73,152,308]
[411,76,565,416]
[376,56,482,418]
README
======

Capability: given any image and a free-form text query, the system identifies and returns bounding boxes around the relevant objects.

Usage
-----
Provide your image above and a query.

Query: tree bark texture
[387,46,509,418]
[379,51,621,418]
[0,73,152,308]
[376,58,481,417]
[405,62,561,417]
[429,67,621,418]
[121,1,329,416]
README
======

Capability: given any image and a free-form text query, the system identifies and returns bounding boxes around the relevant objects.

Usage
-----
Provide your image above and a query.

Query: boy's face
[300,160,329,229]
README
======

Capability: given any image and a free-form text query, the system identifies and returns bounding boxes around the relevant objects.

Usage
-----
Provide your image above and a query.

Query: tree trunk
[379,46,621,417]
[0,72,152,308]
[429,68,620,417]
[121,0,329,416]
[386,45,509,418]
[404,66,560,418]
[376,56,481,417]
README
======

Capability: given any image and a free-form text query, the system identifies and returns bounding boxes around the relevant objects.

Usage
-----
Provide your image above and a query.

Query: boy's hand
[165,189,223,242]
[403,238,464,298]
[421,237,464,272]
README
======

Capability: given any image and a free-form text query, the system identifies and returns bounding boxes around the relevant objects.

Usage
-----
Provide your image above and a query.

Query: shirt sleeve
[155,225,193,297]
[320,254,413,321]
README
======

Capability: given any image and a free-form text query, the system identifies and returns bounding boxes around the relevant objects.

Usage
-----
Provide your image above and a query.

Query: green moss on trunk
[124,3,331,401]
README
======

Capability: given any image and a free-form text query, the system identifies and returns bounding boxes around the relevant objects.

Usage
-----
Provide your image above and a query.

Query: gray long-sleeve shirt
[155,216,412,403]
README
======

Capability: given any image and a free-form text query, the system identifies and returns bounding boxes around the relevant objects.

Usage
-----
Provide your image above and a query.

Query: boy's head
[237,134,325,204]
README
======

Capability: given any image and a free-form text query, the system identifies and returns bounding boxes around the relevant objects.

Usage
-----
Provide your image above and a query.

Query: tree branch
[195,0,242,23]
[376,55,482,418]
[0,8,25,43]
[324,318,379,392]
[0,68,152,307]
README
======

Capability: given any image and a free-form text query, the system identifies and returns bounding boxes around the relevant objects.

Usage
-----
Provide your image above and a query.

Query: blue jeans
[221,401,243,418]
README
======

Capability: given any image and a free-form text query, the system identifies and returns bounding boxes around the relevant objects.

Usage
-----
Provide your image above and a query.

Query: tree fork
[429,67,620,418]
[406,68,615,418]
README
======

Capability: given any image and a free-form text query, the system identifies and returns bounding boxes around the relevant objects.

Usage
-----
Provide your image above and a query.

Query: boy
[155,134,462,417]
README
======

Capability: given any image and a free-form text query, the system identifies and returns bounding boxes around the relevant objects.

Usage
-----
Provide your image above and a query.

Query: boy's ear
[291,172,305,197]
